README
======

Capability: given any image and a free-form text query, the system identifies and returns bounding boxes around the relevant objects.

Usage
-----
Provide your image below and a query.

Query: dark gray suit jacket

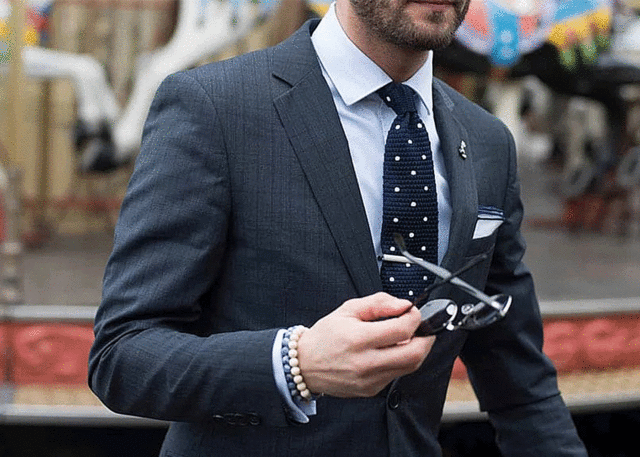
[89,20,587,457]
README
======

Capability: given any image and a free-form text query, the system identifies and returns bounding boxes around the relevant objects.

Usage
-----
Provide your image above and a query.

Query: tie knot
[377,83,417,116]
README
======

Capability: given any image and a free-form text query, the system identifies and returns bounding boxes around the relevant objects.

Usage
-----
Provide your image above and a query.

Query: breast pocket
[457,233,497,293]
[467,206,504,258]
[473,218,503,239]
[465,231,498,259]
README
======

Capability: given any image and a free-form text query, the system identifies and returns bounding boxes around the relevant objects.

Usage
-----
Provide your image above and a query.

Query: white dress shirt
[312,3,452,263]
[273,2,452,422]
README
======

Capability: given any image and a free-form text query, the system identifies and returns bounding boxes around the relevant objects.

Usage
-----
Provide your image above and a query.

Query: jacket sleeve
[460,124,587,456]
[88,71,289,427]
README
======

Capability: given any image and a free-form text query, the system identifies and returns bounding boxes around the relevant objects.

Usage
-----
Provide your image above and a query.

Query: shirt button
[388,390,401,410]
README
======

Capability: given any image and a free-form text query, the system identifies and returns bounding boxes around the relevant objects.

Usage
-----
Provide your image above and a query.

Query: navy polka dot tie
[378,83,438,300]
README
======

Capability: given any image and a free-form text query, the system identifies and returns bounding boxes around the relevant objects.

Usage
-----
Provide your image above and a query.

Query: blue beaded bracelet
[282,325,314,402]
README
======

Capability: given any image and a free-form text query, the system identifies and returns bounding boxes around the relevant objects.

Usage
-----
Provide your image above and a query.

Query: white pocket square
[473,206,505,239]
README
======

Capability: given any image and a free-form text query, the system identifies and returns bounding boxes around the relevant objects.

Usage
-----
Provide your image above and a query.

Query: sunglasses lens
[416,299,458,336]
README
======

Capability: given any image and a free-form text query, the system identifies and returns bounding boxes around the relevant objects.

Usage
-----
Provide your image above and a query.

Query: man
[89,0,588,455]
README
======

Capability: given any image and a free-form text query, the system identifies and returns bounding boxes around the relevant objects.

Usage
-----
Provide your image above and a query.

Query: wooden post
[112,0,138,103]
[33,79,52,238]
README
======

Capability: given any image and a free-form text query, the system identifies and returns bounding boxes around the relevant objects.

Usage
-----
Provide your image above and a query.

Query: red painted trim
[452,314,640,379]
[0,322,94,385]
[1,315,639,385]
[0,323,7,383]
[544,315,640,372]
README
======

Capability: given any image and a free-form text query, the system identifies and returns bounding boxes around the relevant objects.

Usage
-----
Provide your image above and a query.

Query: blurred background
[0,0,639,455]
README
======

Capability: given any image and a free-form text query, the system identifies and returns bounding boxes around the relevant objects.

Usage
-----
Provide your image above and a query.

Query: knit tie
[378,83,438,300]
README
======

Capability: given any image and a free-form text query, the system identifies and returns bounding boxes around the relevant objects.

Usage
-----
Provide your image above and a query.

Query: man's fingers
[336,293,424,348]
[364,335,435,374]
[343,292,414,322]
[362,305,423,347]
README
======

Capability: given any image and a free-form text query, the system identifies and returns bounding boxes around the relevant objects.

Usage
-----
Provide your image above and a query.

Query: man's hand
[296,292,435,398]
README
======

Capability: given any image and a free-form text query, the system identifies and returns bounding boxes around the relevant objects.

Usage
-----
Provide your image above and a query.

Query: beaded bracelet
[282,325,314,402]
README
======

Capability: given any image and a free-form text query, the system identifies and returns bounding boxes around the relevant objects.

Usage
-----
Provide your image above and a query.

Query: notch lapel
[271,24,381,297]
[432,81,478,274]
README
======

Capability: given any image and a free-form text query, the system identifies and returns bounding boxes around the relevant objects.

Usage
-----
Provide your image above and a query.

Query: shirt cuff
[272,329,317,423]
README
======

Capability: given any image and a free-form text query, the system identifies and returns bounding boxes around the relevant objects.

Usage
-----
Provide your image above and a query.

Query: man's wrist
[282,325,316,402]
[272,329,316,423]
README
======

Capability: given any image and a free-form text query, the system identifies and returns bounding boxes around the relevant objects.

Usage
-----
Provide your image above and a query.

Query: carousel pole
[3,0,26,306]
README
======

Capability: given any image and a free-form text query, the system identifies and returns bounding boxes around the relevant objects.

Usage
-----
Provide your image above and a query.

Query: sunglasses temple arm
[415,253,488,303]
[390,234,501,310]
[403,252,498,308]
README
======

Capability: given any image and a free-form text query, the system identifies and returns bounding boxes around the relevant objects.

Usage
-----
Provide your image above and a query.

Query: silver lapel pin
[459,140,467,159]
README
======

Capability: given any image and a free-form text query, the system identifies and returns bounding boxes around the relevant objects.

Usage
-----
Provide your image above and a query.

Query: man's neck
[335,1,430,82]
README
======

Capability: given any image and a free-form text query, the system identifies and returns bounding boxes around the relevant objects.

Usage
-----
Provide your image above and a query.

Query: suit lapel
[432,81,478,274]
[267,26,479,297]
[271,22,382,297]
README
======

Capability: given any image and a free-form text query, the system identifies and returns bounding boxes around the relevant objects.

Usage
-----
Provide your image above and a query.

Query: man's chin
[393,26,457,51]
[398,9,460,49]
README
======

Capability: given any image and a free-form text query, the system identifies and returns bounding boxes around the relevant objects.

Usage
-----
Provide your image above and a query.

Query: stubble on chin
[389,11,459,51]
[350,0,467,52]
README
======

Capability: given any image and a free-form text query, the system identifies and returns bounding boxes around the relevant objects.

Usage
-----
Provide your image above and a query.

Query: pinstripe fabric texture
[89,19,587,457]
[378,83,438,300]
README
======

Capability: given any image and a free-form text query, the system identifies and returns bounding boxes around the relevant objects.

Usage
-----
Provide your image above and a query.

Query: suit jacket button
[248,413,261,426]
[224,413,240,426]
[388,390,401,410]
[236,413,250,426]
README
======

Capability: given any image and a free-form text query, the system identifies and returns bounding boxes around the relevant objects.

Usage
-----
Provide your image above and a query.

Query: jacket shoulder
[167,19,319,101]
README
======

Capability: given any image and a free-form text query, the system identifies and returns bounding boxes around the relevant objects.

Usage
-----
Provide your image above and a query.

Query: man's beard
[349,0,469,51]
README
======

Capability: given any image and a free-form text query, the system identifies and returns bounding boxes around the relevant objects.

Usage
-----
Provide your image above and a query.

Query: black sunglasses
[386,234,512,336]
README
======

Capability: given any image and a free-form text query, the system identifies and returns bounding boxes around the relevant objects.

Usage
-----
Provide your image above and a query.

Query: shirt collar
[311,2,434,114]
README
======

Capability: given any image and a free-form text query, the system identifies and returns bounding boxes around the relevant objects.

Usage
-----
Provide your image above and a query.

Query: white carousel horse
[1,0,273,172]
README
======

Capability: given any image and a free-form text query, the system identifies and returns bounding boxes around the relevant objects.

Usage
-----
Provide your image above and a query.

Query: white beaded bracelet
[282,325,314,402]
